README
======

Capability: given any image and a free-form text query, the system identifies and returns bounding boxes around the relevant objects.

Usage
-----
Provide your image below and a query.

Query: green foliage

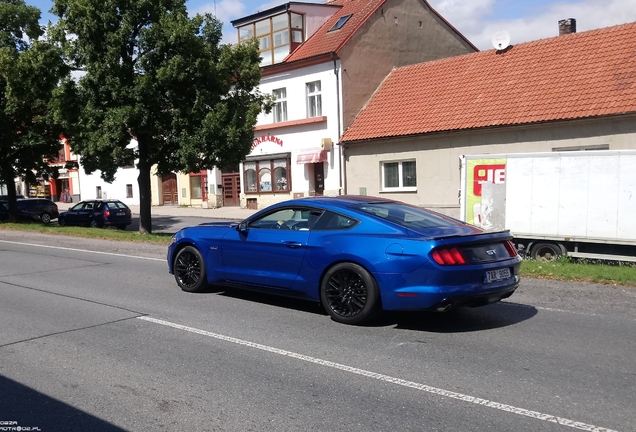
[0,0,74,212]
[51,0,271,233]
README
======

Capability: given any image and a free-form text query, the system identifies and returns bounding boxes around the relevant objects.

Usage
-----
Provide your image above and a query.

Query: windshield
[354,202,457,229]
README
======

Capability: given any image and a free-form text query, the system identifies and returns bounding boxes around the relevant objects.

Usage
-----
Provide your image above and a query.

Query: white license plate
[484,268,511,284]
[117,212,125,216]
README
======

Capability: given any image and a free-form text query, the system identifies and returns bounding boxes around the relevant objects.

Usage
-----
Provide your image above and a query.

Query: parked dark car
[0,198,59,223]
[0,201,9,221]
[167,196,522,325]
[58,200,132,229]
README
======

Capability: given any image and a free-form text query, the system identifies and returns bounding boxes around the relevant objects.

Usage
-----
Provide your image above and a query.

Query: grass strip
[0,222,172,245]
[2,222,636,287]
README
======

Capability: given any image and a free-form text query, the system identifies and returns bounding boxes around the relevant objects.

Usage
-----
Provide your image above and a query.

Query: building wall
[338,0,476,130]
[78,164,140,205]
[244,61,342,209]
[345,115,636,218]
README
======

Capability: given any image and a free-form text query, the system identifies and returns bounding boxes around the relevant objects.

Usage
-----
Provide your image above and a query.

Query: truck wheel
[530,243,563,261]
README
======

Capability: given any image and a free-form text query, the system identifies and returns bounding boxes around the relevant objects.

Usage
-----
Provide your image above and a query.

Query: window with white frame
[273,88,287,122]
[306,81,322,118]
[381,160,417,191]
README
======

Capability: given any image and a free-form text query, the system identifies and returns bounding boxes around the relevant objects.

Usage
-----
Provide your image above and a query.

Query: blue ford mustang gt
[167,196,521,325]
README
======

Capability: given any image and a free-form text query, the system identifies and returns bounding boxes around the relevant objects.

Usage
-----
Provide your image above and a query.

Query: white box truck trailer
[459,150,636,262]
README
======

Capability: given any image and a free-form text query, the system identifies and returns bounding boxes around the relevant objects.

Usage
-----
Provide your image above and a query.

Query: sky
[28,0,636,50]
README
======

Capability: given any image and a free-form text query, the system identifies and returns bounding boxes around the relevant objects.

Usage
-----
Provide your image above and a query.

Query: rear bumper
[103,218,132,226]
[427,283,518,312]
[380,277,520,311]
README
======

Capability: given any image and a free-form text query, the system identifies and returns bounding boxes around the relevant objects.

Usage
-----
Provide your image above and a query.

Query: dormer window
[238,12,305,67]
[328,14,352,32]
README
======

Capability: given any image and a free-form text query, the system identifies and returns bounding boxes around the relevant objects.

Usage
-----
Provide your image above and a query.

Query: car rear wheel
[40,213,51,224]
[117,225,127,230]
[89,219,100,228]
[320,263,381,325]
[174,246,207,293]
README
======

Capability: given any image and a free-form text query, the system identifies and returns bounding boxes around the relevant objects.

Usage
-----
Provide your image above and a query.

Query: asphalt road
[0,231,635,432]
[125,214,235,233]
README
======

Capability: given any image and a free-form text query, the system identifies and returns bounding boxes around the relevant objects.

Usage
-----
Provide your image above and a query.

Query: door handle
[283,241,303,248]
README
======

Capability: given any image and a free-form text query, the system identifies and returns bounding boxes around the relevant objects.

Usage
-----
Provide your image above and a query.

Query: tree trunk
[136,135,152,234]
[0,162,19,219]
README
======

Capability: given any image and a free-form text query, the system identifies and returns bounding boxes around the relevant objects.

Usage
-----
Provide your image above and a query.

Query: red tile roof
[284,0,475,63]
[285,0,385,63]
[341,22,636,142]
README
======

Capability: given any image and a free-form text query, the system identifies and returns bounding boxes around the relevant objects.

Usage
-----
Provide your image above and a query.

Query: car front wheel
[58,217,66,226]
[320,262,381,325]
[40,213,51,224]
[174,246,207,293]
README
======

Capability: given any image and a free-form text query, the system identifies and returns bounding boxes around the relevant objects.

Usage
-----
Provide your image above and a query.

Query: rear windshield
[354,203,456,229]
[106,202,128,209]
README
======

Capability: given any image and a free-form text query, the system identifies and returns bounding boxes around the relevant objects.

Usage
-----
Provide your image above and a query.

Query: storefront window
[244,158,291,193]
[274,159,287,190]
[244,162,257,192]
[259,168,272,191]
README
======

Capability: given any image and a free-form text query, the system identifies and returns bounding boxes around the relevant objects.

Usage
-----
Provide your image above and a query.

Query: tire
[174,246,207,293]
[320,262,381,325]
[117,225,127,230]
[58,217,66,227]
[89,219,100,228]
[530,243,563,261]
[40,213,51,224]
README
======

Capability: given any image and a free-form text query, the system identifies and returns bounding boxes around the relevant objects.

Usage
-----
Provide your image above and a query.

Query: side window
[84,202,94,210]
[249,208,296,229]
[312,211,358,231]
[248,208,322,230]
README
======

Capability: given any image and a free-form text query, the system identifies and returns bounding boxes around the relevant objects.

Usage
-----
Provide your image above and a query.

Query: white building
[229,0,475,209]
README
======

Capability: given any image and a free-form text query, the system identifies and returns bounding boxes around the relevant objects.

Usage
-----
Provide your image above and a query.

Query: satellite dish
[492,31,511,50]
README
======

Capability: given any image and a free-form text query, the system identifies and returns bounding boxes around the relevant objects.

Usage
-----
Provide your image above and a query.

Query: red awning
[296,149,327,164]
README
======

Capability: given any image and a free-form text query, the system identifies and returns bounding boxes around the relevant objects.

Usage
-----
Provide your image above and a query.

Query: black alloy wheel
[40,213,51,224]
[320,262,380,325]
[89,219,99,228]
[174,246,207,293]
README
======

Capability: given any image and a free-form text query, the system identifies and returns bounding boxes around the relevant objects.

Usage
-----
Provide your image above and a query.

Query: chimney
[559,18,577,35]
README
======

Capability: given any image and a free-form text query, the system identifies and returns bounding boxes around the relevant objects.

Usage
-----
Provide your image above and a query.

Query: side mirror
[238,222,248,233]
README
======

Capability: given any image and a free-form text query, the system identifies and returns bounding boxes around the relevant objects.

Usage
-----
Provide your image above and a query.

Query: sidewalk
[56,201,259,220]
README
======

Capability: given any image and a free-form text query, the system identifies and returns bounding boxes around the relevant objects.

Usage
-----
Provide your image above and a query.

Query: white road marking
[138,316,618,432]
[0,240,164,261]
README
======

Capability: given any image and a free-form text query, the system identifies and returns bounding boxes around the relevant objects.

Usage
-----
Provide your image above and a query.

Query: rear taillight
[431,247,467,265]
[104,209,110,217]
[504,240,518,257]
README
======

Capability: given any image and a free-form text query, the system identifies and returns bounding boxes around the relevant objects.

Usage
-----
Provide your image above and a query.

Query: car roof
[281,195,397,209]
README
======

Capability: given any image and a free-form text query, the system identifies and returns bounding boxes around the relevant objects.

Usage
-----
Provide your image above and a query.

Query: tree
[0,0,73,218]
[51,0,271,234]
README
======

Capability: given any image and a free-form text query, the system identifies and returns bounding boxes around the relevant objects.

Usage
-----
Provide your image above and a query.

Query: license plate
[484,268,511,284]
[117,212,125,216]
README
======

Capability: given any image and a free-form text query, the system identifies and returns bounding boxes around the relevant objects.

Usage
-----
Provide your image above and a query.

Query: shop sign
[251,135,284,151]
